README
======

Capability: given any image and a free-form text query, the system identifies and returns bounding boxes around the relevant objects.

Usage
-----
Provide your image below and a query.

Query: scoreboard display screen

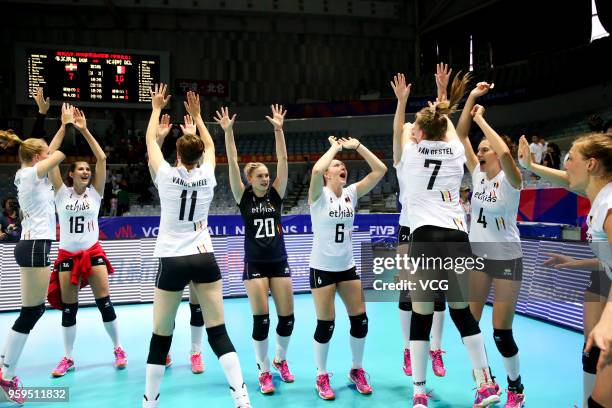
[15,45,169,108]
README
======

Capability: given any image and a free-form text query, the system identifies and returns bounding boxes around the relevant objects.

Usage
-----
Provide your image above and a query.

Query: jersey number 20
[255,218,275,238]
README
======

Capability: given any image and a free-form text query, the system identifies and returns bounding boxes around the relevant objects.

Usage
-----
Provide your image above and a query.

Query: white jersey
[55,185,102,252]
[396,139,467,233]
[394,154,411,228]
[154,161,216,258]
[469,165,522,260]
[586,182,612,280]
[309,184,358,271]
[14,164,56,240]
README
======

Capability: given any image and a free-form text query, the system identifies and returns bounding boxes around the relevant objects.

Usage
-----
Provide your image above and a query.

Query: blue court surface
[0,293,582,407]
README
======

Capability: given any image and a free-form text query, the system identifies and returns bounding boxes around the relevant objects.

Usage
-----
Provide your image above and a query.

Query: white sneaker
[230,383,251,408]
[142,394,159,408]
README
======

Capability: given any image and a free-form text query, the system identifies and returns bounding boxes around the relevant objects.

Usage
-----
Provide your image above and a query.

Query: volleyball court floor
[0,293,581,407]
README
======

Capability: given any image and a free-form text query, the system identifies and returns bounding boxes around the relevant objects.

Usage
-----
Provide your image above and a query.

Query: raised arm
[148,114,172,182]
[518,135,578,193]
[472,105,522,188]
[46,102,73,190]
[184,91,215,168]
[456,82,493,140]
[146,83,171,176]
[73,108,106,195]
[308,136,342,204]
[390,73,412,165]
[341,137,387,198]
[435,63,452,102]
[266,104,288,197]
[214,107,243,203]
[32,87,50,139]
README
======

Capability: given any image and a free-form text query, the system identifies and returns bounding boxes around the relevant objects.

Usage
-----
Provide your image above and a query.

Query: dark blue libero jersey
[238,185,288,262]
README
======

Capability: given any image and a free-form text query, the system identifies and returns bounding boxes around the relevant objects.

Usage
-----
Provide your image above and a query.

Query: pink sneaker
[504,391,525,408]
[258,371,275,394]
[51,357,75,377]
[316,373,335,400]
[429,349,446,377]
[0,371,25,404]
[114,346,127,369]
[403,348,412,376]
[165,354,172,368]
[273,359,295,383]
[413,392,432,408]
[349,368,372,394]
[190,352,205,374]
[473,383,501,407]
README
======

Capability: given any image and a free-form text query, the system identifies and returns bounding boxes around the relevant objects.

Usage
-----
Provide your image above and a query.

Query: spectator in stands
[109,194,118,217]
[543,143,561,169]
[603,119,612,134]
[116,188,129,216]
[0,196,21,242]
[459,184,472,231]
[529,135,543,164]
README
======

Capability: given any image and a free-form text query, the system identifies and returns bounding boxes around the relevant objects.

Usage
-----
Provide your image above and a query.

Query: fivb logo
[369,226,395,236]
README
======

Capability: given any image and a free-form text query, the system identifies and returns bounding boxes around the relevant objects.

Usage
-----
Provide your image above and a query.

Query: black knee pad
[583,343,600,375]
[314,320,335,344]
[252,314,270,341]
[434,300,446,312]
[398,301,412,311]
[449,307,481,338]
[493,329,518,358]
[147,333,173,365]
[349,313,368,339]
[12,304,46,334]
[276,314,295,337]
[410,312,433,341]
[189,303,204,327]
[588,396,605,408]
[207,324,236,358]
[61,302,78,327]
[95,296,116,323]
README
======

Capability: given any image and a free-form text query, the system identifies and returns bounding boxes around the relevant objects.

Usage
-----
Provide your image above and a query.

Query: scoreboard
[15,45,169,108]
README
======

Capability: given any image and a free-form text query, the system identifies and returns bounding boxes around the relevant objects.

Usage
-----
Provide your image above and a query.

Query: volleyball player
[142,85,250,408]
[0,104,71,403]
[456,89,525,407]
[215,104,295,394]
[155,114,206,374]
[519,133,612,408]
[395,72,500,408]
[308,135,387,399]
[391,66,451,379]
[42,107,126,377]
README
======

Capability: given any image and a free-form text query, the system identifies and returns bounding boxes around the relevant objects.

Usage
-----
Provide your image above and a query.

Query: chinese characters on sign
[175,79,229,98]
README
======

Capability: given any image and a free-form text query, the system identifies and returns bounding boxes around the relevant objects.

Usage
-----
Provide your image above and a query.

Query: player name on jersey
[418,146,454,155]
[171,177,209,187]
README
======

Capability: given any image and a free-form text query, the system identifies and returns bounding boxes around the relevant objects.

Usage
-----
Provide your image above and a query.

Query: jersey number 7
[424,159,442,190]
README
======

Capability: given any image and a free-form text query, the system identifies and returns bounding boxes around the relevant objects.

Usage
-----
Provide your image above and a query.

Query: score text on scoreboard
[19,46,167,107]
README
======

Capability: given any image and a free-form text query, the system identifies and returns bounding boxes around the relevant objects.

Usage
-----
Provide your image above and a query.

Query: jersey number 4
[254,218,275,238]
[424,159,442,190]
[179,190,198,221]
[477,208,487,228]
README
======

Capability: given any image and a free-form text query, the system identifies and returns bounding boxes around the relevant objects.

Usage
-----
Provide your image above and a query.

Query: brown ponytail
[0,130,47,164]
[416,71,471,141]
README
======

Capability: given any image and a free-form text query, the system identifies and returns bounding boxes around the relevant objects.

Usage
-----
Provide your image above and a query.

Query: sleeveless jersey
[469,165,522,260]
[154,161,216,258]
[309,184,357,271]
[587,182,612,280]
[55,185,102,252]
[238,185,287,263]
[14,163,56,240]
[397,139,467,232]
